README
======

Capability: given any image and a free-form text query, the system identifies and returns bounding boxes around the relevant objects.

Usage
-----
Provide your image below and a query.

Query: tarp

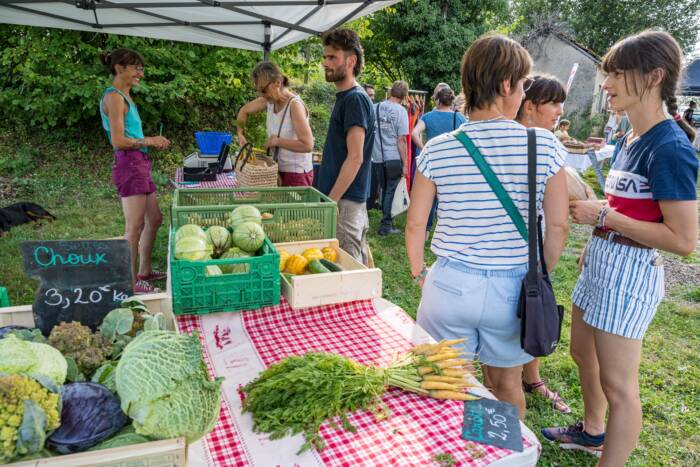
[681,59,700,96]
[0,0,399,52]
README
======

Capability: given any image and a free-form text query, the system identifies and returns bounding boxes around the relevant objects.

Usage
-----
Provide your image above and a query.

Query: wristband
[412,267,428,283]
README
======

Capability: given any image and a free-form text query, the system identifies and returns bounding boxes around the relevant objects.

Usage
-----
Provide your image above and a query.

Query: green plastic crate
[172,187,337,243]
[169,231,280,315]
[0,287,10,307]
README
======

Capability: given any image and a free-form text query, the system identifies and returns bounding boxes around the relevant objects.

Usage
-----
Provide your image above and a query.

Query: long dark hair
[100,48,144,75]
[602,30,682,110]
[516,75,566,120]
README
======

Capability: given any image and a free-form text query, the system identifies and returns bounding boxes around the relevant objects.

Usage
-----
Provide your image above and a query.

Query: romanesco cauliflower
[0,373,61,463]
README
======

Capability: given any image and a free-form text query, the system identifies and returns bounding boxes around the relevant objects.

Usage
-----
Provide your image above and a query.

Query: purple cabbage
[47,382,127,454]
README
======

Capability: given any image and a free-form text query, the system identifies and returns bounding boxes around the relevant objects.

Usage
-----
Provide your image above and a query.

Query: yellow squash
[302,247,324,262]
[279,249,291,272]
[285,254,308,275]
[321,247,338,262]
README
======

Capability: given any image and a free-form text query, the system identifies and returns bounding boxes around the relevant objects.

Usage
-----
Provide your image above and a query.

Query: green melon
[228,205,262,231]
[206,226,231,258]
[219,247,251,273]
[174,224,206,244]
[174,236,209,261]
[233,221,265,253]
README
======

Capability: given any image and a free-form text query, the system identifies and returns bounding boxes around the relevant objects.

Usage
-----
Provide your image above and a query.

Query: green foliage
[362,0,510,92]
[295,81,336,151]
[512,0,700,56]
[0,25,259,131]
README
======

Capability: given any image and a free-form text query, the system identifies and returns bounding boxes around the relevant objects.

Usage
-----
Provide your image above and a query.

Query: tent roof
[0,0,399,52]
[680,59,700,96]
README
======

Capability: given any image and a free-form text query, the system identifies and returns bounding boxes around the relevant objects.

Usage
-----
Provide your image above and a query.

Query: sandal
[523,379,572,414]
[134,279,162,295]
[136,270,167,281]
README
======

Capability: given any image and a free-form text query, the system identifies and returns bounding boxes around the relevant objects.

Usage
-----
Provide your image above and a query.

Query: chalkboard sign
[461,398,523,452]
[21,239,133,335]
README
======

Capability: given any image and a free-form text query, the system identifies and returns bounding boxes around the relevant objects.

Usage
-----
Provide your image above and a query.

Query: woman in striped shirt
[406,33,569,418]
[237,61,314,186]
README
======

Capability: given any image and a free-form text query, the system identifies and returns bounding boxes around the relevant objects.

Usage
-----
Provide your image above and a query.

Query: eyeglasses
[130,65,144,72]
[523,78,534,93]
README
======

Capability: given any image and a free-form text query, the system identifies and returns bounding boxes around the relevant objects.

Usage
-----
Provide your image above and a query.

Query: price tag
[21,239,133,335]
[461,398,523,452]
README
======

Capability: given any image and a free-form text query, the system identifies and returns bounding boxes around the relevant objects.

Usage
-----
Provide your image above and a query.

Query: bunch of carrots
[242,339,478,452]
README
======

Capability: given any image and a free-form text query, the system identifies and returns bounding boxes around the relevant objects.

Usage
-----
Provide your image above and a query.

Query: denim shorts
[416,257,533,368]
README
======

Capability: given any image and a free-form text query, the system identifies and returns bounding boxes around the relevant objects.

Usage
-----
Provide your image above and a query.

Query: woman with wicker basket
[236,61,315,186]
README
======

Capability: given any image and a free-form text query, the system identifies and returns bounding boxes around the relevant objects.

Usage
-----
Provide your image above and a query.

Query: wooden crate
[275,239,382,309]
[0,293,187,467]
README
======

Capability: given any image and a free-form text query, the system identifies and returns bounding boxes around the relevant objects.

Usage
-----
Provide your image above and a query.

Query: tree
[361,0,510,94]
[512,0,700,56]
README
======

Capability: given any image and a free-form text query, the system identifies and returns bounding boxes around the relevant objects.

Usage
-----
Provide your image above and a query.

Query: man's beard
[324,66,346,83]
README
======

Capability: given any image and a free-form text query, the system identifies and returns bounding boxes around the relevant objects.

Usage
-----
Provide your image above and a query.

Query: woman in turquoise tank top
[99,48,170,294]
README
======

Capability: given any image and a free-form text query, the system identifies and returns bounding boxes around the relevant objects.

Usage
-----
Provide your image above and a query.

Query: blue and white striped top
[417,119,566,269]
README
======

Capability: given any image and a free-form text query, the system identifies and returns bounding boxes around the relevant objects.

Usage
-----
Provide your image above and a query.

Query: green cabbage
[115,331,222,443]
[0,335,67,385]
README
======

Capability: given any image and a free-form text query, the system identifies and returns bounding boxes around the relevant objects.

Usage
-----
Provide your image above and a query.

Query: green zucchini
[319,258,343,272]
[308,259,331,274]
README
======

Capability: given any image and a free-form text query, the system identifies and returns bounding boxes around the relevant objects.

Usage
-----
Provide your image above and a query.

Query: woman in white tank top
[236,61,314,186]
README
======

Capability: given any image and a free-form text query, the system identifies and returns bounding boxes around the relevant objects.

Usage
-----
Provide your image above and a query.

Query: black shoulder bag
[453,128,563,357]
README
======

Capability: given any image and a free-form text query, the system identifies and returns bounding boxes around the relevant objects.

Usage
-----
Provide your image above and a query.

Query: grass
[1,136,698,466]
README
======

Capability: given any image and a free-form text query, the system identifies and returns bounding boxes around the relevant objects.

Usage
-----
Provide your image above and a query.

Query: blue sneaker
[542,421,604,457]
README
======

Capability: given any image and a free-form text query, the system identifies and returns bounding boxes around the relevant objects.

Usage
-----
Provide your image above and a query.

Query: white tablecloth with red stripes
[176,298,540,466]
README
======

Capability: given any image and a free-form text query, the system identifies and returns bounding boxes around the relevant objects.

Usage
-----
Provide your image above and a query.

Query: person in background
[554,119,572,142]
[610,110,631,144]
[99,48,170,294]
[411,84,468,240]
[363,83,382,210]
[373,80,410,235]
[668,100,697,142]
[683,100,696,125]
[406,33,569,418]
[317,29,375,265]
[236,61,314,186]
[515,74,572,414]
[544,31,698,465]
[452,90,466,115]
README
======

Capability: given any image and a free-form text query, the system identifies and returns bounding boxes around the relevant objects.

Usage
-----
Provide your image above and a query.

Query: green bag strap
[452,130,528,241]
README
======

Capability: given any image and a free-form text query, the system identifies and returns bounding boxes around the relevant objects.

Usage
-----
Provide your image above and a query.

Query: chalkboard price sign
[21,239,133,335]
[461,397,523,452]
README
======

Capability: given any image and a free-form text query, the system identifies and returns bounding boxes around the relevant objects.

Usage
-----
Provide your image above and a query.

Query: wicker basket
[233,143,279,188]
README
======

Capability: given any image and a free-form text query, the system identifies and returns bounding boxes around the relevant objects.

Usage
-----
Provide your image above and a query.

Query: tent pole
[263,21,272,59]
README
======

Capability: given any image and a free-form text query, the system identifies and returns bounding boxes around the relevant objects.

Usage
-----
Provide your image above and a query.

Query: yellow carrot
[420,381,460,391]
[429,390,481,401]
[426,352,460,362]
[436,359,467,369]
[438,338,466,347]
[441,368,467,378]
[422,375,470,384]
[418,366,435,375]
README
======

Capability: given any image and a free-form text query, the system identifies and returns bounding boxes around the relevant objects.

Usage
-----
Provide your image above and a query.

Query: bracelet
[596,206,610,229]
[412,267,428,283]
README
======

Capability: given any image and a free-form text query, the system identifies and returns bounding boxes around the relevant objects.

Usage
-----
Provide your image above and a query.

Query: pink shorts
[112,149,156,198]
[279,170,314,187]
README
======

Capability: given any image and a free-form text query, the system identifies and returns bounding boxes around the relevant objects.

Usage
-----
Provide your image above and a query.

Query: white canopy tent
[0,0,399,56]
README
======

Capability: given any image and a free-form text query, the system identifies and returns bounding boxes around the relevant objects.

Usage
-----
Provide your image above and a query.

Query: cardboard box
[0,293,187,467]
[275,239,382,309]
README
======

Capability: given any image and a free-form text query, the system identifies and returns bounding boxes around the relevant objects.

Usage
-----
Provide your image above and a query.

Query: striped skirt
[572,235,664,340]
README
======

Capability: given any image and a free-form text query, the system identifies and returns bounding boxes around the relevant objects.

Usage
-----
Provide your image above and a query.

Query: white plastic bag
[391,177,410,218]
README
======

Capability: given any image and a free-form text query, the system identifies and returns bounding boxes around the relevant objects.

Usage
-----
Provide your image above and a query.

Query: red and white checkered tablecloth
[176,298,537,467]
[172,168,239,189]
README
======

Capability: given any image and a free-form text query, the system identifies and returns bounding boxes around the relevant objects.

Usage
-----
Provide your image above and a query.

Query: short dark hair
[100,48,144,75]
[460,33,532,113]
[690,101,697,108]
[602,30,682,108]
[516,74,567,119]
[321,28,364,77]
[390,80,409,99]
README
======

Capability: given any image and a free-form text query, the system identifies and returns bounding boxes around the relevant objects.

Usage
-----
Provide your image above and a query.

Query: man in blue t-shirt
[317,29,375,265]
